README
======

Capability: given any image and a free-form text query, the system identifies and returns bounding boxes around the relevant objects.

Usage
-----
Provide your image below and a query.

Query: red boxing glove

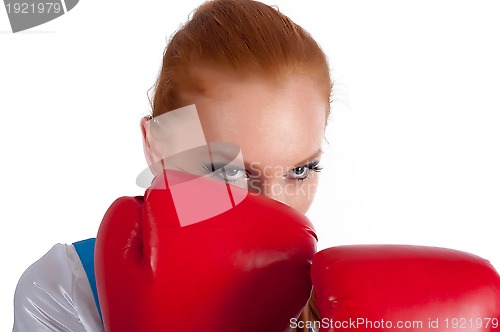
[311,245,500,332]
[95,169,317,332]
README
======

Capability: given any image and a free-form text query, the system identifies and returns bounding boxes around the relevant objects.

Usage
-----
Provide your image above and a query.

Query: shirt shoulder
[13,243,103,332]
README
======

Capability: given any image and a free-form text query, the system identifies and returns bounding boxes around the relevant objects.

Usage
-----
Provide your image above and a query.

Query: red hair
[149,0,332,117]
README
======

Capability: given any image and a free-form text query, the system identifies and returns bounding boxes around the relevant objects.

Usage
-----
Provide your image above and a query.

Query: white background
[1,0,499,329]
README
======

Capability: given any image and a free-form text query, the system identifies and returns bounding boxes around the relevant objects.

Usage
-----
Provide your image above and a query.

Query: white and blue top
[13,239,103,331]
[13,238,315,332]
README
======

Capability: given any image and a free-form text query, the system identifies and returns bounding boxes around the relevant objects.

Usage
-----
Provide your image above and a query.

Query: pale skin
[141,66,328,214]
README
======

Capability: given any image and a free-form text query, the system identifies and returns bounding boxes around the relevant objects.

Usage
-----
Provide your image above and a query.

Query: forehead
[181,69,328,167]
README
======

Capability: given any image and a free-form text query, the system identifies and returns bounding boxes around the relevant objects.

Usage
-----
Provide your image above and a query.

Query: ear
[140,116,162,176]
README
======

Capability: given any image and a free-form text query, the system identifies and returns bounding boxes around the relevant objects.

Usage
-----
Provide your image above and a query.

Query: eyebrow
[291,149,324,168]
[205,147,324,170]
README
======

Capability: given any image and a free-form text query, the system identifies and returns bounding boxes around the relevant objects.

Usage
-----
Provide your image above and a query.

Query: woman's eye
[287,161,323,181]
[219,167,247,182]
[202,163,248,183]
[288,165,309,179]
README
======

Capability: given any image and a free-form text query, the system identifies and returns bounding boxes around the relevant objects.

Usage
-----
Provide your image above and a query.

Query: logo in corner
[3,0,79,33]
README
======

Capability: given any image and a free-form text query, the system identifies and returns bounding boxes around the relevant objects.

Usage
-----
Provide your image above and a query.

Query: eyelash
[202,163,250,183]
[201,161,323,182]
[293,161,323,181]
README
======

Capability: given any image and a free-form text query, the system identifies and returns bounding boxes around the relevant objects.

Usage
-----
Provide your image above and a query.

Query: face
[142,66,328,214]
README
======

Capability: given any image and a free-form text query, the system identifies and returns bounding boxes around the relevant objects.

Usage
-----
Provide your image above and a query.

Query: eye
[287,161,323,181]
[290,165,308,178]
[202,163,249,183]
[220,167,248,182]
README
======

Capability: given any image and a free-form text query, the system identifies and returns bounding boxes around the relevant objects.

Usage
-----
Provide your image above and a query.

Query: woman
[13,0,331,330]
